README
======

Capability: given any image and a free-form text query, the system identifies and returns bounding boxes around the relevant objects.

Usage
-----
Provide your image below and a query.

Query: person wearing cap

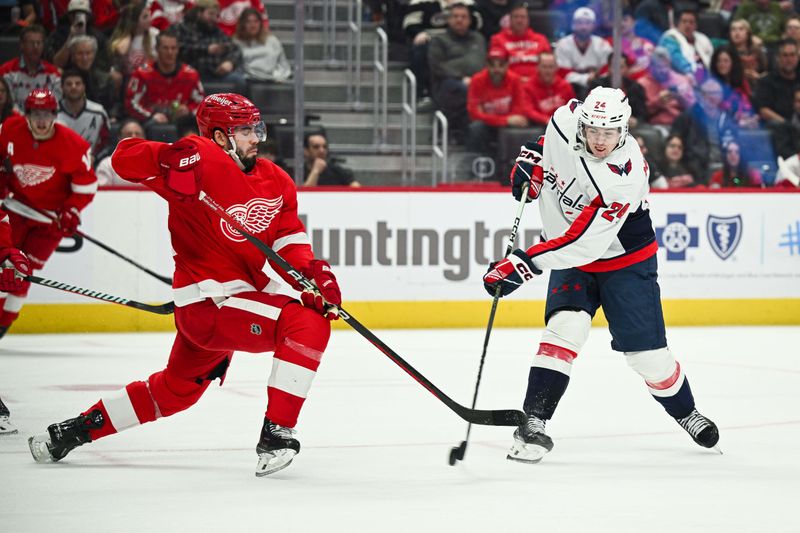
[523,51,576,126]
[553,7,612,96]
[488,2,551,83]
[45,0,111,71]
[657,8,713,84]
[0,25,63,111]
[466,46,529,155]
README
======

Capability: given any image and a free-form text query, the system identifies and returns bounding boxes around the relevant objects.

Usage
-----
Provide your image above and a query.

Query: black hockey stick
[199,191,526,427]
[3,198,173,286]
[449,183,529,466]
[26,275,175,315]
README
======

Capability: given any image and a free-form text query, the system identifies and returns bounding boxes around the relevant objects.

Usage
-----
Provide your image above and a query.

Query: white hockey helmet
[576,86,631,158]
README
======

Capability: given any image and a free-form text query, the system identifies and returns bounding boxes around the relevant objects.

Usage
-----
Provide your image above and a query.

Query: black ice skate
[255,417,300,477]
[507,414,554,464]
[676,409,721,452]
[28,409,104,463]
[0,396,17,435]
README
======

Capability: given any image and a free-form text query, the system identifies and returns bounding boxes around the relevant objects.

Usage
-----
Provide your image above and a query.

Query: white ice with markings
[1,326,799,532]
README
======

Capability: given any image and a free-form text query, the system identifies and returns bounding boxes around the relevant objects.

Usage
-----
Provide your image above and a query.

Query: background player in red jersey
[28,93,342,477]
[0,88,97,338]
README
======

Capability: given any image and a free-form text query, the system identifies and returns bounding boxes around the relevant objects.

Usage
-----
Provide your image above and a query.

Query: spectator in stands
[45,0,111,71]
[109,2,159,80]
[302,132,362,188]
[784,14,800,45]
[174,0,245,93]
[125,29,205,126]
[733,0,789,47]
[524,51,575,126]
[0,77,17,126]
[404,0,483,103]
[95,118,146,187]
[258,138,289,173]
[476,0,511,41]
[710,46,760,129]
[175,112,199,138]
[615,10,654,81]
[775,138,800,186]
[657,134,697,188]
[633,0,675,45]
[589,53,647,128]
[67,35,119,120]
[658,8,714,84]
[428,3,487,138]
[56,69,110,160]
[1,1,36,31]
[753,39,800,157]
[216,0,265,37]
[554,7,612,98]
[489,2,550,83]
[729,18,768,86]
[233,7,291,83]
[635,135,668,189]
[0,25,62,111]
[709,140,764,187]
[671,78,739,184]
[466,46,528,154]
[637,47,695,132]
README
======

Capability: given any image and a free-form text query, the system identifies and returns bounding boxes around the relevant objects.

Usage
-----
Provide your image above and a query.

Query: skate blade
[255,449,297,477]
[712,445,723,455]
[0,415,17,435]
[28,435,54,463]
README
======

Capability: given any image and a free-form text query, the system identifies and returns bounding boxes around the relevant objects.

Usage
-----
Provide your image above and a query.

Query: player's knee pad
[277,303,331,356]
[148,368,211,417]
[541,310,591,354]
[625,347,685,396]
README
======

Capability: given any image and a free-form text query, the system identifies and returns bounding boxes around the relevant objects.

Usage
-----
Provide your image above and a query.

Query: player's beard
[237,147,257,172]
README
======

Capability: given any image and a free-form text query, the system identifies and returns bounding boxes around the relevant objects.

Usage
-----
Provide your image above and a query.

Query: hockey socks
[522,343,576,420]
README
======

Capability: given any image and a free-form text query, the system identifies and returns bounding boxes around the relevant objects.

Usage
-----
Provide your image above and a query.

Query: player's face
[27,109,56,138]
[231,122,266,167]
[584,126,620,158]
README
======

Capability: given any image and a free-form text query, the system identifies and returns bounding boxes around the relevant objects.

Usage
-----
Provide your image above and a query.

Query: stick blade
[454,407,526,427]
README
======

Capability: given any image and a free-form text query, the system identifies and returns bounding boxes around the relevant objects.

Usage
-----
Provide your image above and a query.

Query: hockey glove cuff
[158,139,202,202]
[483,249,542,297]
[57,207,81,236]
[511,139,545,203]
[0,248,31,293]
[300,259,342,320]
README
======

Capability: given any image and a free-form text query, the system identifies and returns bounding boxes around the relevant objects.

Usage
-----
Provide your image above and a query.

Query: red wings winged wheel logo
[220,197,284,242]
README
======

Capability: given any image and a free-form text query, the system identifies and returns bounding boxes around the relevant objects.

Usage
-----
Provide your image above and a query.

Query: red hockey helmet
[196,93,262,139]
[24,88,58,113]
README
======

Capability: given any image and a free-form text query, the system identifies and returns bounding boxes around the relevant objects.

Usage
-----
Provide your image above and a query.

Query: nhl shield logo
[707,215,743,260]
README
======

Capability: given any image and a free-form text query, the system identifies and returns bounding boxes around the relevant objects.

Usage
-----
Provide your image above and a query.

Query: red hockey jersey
[467,69,529,127]
[0,115,97,214]
[489,28,552,79]
[125,61,205,122]
[111,136,314,306]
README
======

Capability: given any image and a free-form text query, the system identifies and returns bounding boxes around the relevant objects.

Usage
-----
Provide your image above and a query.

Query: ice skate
[507,414,554,464]
[0,397,16,435]
[28,409,104,463]
[676,409,721,453]
[255,417,300,477]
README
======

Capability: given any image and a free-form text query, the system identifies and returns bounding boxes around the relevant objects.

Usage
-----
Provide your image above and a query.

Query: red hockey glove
[300,260,342,320]
[158,139,202,202]
[510,137,545,203]
[483,249,542,297]
[57,206,81,236]
[0,248,31,293]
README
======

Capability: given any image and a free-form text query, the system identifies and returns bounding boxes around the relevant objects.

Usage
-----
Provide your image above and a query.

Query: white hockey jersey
[526,99,657,273]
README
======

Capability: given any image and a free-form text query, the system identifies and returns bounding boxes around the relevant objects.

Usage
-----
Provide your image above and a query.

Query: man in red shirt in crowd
[466,46,530,155]
[125,29,206,125]
[489,2,551,82]
[0,88,97,338]
[524,51,576,126]
[28,93,342,478]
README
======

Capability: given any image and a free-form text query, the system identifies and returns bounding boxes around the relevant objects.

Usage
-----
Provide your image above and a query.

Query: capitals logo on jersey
[220,197,283,242]
[607,159,633,177]
[13,164,56,187]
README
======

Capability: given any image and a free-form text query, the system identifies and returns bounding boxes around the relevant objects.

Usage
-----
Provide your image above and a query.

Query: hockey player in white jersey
[483,87,720,463]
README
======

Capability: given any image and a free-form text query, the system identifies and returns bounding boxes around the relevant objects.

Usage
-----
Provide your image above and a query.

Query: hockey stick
[2,198,173,286]
[26,275,175,315]
[199,191,526,427]
[448,183,529,466]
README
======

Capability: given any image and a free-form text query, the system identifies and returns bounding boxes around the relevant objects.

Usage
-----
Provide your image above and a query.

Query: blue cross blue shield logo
[707,215,743,260]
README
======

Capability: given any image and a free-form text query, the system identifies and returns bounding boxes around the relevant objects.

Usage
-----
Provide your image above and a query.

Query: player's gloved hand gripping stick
[199,191,526,427]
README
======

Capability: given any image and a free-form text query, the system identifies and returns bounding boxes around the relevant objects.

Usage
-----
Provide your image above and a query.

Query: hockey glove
[510,138,545,203]
[158,139,202,202]
[300,259,342,320]
[483,249,542,297]
[0,248,31,293]
[56,206,81,236]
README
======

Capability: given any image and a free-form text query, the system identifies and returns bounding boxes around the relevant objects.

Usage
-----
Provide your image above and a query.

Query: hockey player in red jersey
[0,88,97,338]
[483,87,720,463]
[28,93,342,477]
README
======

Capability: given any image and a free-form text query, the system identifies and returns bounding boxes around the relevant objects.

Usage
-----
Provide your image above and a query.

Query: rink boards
[14,189,800,332]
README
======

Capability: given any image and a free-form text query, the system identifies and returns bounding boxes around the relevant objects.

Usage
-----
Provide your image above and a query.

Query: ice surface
[1,326,799,532]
